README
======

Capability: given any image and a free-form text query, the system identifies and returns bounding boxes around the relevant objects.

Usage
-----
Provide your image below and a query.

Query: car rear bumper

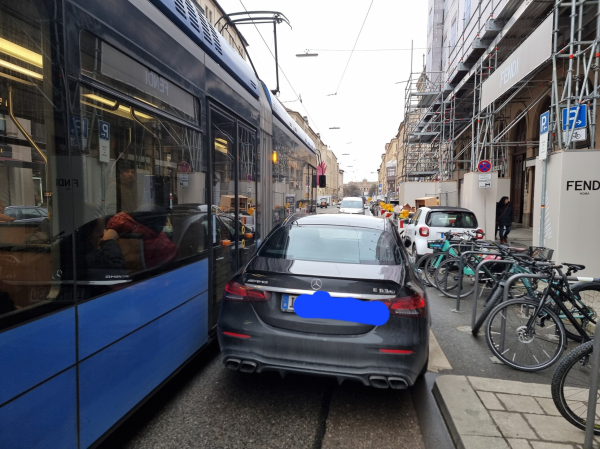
[217,301,429,388]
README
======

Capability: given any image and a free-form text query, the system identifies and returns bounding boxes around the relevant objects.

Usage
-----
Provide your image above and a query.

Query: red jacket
[106,212,177,269]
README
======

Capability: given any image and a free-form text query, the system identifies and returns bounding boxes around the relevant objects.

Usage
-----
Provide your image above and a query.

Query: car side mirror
[336,204,340,208]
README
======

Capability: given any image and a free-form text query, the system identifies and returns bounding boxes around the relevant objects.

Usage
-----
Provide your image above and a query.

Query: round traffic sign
[478,160,492,173]
[179,161,191,173]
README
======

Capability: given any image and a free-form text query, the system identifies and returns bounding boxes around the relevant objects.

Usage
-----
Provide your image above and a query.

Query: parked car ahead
[4,206,48,223]
[338,197,365,215]
[217,214,429,388]
[403,206,483,261]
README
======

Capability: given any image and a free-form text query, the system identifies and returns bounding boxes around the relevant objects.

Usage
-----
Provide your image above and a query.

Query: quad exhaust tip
[369,376,408,389]
[240,361,257,373]
[369,376,389,389]
[388,377,408,389]
[225,358,241,370]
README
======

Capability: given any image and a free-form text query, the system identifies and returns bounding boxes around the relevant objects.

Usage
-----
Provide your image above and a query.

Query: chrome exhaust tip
[239,360,257,373]
[224,358,241,370]
[388,377,408,390]
[369,376,390,389]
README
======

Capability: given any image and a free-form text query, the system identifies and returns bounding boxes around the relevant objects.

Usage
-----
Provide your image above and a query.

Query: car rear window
[259,225,401,265]
[426,211,478,228]
[341,200,362,209]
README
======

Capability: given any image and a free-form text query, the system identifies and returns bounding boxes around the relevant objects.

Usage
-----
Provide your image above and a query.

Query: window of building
[464,0,471,24]
[450,17,457,50]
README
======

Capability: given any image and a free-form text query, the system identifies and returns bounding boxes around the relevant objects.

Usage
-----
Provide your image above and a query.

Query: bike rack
[454,249,502,312]
[497,272,552,353]
[471,259,515,328]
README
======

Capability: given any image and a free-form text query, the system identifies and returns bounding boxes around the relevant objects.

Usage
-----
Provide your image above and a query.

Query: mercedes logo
[311,279,322,290]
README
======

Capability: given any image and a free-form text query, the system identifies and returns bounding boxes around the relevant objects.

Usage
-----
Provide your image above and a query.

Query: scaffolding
[401,0,600,189]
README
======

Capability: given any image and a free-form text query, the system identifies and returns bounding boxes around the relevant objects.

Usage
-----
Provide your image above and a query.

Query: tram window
[76,86,207,294]
[80,31,199,124]
[0,0,73,330]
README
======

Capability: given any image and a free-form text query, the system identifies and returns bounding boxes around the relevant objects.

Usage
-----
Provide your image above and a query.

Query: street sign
[478,160,492,173]
[479,181,492,189]
[179,161,191,173]
[563,127,587,142]
[539,110,549,161]
[562,105,587,130]
[479,173,491,181]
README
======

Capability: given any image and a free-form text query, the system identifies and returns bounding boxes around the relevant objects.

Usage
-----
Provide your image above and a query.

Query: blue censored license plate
[281,295,297,312]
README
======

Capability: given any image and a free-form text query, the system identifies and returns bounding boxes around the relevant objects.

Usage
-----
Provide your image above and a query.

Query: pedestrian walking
[496,196,513,244]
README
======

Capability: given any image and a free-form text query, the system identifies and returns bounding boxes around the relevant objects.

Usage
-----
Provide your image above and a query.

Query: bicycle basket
[529,246,554,260]
[427,239,445,249]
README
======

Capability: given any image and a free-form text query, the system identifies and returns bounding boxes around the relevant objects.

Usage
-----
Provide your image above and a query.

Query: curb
[433,375,509,449]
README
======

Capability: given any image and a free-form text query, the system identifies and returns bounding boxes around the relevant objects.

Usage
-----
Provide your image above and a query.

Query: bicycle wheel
[485,298,566,372]
[423,253,450,288]
[415,254,436,287]
[560,283,600,342]
[435,257,476,298]
[472,285,504,336]
[551,341,599,434]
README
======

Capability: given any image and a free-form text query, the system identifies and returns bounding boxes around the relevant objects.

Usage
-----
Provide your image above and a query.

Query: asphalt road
[100,207,454,449]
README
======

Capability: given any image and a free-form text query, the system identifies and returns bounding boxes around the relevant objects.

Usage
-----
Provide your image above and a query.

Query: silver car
[338,197,365,214]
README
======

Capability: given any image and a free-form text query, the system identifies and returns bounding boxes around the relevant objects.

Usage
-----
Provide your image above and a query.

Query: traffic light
[319,175,326,188]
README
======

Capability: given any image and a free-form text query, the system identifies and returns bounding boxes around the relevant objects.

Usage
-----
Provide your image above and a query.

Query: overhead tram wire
[329,0,374,96]
[238,0,321,135]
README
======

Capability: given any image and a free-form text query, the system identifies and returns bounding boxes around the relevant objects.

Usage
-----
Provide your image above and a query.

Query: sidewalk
[507,227,533,247]
[434,375,599,449]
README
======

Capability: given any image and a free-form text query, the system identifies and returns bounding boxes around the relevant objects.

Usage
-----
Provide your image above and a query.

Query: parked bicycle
[483,262,600,372]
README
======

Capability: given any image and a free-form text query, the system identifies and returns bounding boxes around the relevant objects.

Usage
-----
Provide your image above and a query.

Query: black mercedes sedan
[217,214,429,389]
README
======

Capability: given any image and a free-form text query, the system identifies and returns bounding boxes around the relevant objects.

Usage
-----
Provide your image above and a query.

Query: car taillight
[380,293,427,318]
[224,281,272,302]
[476,229,484,239]
[419,227,429,237]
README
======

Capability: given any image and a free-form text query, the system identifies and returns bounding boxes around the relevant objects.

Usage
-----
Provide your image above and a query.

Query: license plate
[440,233,444,238]
[281,295,297,312]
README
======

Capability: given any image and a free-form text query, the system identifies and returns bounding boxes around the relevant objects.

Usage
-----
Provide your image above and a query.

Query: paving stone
[534,398,562,417]
[469,377,552,399]
[490,411,538,439]
[530,442,575,449]
[523,414,586,444]
[507,439,533,449]
[497,394,545,414]
[478,391,505,411]
[462,435,511,449]
[434,375,502,441]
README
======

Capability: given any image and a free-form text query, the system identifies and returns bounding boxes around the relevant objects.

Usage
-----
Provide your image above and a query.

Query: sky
[217,0,429,183]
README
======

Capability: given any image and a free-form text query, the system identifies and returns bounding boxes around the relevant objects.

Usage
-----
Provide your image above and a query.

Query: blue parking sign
[562,105,587,130]
[99,120,110,140]
[540,111,549,135]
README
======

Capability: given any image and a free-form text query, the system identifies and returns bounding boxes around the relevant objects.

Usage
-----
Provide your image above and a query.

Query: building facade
[285,109,340,200]
[196,0,248,59]
[396,0,600,274]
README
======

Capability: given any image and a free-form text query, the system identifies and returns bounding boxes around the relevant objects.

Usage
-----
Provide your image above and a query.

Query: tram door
[210,108,237,326]
[209,107,259,327]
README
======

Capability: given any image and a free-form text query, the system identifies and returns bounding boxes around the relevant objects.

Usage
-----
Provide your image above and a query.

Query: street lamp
[296,50,318,57]
[329,127,340,130]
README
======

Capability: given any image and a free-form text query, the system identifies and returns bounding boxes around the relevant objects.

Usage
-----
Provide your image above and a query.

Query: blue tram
[0,0,317,446]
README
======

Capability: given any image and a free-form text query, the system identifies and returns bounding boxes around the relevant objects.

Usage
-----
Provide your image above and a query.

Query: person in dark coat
[496,196,514,244]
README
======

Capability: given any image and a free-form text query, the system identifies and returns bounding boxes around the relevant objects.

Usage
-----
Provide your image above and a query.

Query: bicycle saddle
[562,263,586,271]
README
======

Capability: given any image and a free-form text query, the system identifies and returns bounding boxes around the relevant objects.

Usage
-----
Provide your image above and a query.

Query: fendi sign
[480,15,553,110]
